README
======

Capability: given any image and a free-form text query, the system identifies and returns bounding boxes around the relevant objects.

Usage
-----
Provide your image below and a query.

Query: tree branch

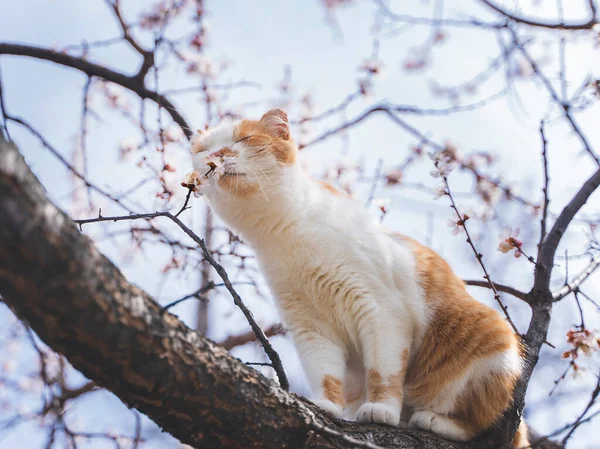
[480,0,598,30]
[535,168,600,291]
[463,279,527,300]
[73,195,290,391]
[0,43,191,139]
[553,255,600,301]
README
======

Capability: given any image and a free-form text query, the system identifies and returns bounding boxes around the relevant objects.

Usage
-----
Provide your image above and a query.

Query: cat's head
[190,109,297,199]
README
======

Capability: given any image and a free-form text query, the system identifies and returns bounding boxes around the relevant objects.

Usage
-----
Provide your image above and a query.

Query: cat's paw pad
[356,402,401,426]
[408,410,437,431]
[312,399,344,419]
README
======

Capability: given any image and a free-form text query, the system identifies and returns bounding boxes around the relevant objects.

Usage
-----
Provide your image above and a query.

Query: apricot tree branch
[105,0,155,80]
[463,279,527,300]
[0,43,191,139]
[480,0,598,30]
[553,255,600,301]
[74,197,290,390]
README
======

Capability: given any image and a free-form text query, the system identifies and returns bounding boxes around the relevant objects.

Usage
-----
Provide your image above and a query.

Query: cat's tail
[512,419,529,449]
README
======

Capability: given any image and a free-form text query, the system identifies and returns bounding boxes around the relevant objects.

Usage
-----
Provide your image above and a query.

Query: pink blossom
[498,228,523,258]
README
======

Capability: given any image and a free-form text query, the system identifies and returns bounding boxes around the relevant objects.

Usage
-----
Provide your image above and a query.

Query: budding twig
[74,192,290,390]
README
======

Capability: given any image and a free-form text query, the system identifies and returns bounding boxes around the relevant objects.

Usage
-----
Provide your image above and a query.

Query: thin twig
[553,255,600,300]
[463,279,527,300]
[538,122,550,258]
[435,157,521,334]
[0,61,9,141]
[74,198,290,390]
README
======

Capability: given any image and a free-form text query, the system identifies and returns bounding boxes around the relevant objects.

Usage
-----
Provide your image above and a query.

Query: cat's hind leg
[408,410,476,442]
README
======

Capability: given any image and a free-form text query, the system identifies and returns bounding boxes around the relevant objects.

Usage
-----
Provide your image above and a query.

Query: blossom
[498,228,523,258]
[119,138,138,157]
[385,170,403,186]
[566,329,600,357]
[103,83,129,110]
[360,59,384,76]
[181,171,205,197]
[163,125,184,143]
[403,58,427,71]
[203,154,223,173]
[447,214,469,235]
[433,183,447,199]
[373,197,391,215]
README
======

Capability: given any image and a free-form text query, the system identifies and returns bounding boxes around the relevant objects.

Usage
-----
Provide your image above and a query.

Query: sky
[1,0,600,448]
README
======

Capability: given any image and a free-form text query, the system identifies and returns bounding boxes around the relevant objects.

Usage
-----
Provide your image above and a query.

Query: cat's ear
[191,128,207,154]
[259,109,290,140]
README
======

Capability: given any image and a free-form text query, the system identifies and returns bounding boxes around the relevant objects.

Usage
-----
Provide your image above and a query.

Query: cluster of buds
[324,158,360,194]
[101,82,129,110]
[181,154,226,197]
[373,197,391,221]
[562,328,600,376]
[181,171,204,197]
[429,145,457,178]
[139,0,190,30]
[322,0,354,9]
[447,213,469,235]
[498,228,524,258]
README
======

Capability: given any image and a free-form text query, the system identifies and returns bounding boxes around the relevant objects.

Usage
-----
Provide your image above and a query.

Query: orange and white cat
[189,109,528,447]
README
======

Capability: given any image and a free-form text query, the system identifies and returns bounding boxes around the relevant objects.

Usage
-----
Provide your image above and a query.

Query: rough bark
[0,135,561,449]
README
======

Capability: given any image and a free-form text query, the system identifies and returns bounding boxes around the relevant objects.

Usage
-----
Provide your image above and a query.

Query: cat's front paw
[356,402,401,426]
[311,398,344,419]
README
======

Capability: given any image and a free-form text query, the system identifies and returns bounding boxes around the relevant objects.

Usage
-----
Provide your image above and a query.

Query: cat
[189,109,529,447]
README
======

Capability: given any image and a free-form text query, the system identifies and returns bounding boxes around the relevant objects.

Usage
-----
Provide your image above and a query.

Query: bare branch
[463,279,527,300]
[105,0,155,80]
[535,168,600,292]
[511,34,599,166]
[220,324,285,350]
[553,255,600,300]
[74,197,290,390]
[0,43,192,139]
[538,122,550,257]
[480,0,598,30]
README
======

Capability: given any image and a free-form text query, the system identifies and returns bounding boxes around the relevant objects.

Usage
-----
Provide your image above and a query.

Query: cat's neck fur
[207,164,312,247]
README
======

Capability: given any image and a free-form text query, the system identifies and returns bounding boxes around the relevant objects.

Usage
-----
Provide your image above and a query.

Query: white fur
[191,122,520,436]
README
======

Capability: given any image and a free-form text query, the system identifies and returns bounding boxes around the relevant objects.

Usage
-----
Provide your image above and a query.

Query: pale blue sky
[1,1,600,448]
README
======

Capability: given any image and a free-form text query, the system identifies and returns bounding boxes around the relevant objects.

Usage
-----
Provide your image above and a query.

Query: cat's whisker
[245,165,270,202]
[247,160,271,184]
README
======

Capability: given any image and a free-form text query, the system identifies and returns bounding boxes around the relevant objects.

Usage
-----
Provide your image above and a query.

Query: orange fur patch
[191,140,206,154]
[316,180,345,196]
[513,420,529,449]
[367,349,409,402]
[234,120,296,165]
[213,147,237,158]
[389,233,521,437]
[217,174,259,198]
[322,375,345,407]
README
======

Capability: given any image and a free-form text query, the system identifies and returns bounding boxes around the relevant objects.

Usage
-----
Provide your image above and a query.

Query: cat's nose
[211,147,236,158]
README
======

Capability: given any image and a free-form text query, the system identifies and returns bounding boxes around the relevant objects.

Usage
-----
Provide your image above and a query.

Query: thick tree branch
[0,43,191,139]
[536,168,600,291]
[495,164,600,448]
